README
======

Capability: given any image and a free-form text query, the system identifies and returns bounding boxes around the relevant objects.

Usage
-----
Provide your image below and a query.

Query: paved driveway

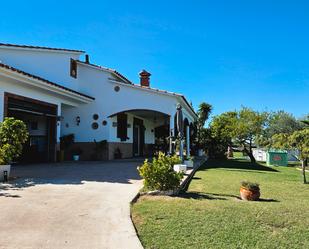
[0,161,143,249]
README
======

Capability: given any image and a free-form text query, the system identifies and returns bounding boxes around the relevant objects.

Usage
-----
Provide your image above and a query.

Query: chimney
[139,70,151,87]
[85,54,90,64]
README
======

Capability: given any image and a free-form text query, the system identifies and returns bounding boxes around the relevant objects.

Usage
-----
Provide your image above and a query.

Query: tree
[202,127,231,159]
[0,118,29,165]
[258,111,304,147]
[197,102,213,128]
[267,111,304,134]
[301,114,309,126]
[211,107,267,163]
[272,129,309,184]
[196,102,212,149]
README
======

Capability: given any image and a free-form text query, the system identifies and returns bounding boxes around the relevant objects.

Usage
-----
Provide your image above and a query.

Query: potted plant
[114,147,122,159]
[59,134,74,161]
[0,118,28,182]
[71,147,82,161]
[240,181,260,201]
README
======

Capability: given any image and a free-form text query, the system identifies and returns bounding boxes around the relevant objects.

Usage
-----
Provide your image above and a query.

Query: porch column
[56,104,61,143]
[169,115,175,154]
[186,125,190,157]
[0,90,4,121]
[54,104,62,162]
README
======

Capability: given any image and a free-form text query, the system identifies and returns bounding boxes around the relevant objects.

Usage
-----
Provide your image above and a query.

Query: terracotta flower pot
[240,187,260,201]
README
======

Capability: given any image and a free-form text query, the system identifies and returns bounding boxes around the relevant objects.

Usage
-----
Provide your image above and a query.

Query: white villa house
[0,43,197,162]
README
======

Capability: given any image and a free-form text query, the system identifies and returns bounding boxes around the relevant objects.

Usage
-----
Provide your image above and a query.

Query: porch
[107,108,195,160]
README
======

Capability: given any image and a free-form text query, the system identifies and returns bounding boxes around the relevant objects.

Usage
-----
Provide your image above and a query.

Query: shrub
[0,118,28,165]
[241,181,260,192]
[138,152,183,191]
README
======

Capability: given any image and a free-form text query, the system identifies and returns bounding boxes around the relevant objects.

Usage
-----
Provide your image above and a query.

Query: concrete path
[0,161,144,249]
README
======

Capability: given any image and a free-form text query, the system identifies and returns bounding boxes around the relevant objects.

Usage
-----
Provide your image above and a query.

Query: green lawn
[232,151,246,159]
[132,159,309,249]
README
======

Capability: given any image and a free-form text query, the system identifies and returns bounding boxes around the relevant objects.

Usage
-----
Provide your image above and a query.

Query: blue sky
[1,0,308,119]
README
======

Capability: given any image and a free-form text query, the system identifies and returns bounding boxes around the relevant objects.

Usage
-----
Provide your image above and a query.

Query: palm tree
[196,102,213,149]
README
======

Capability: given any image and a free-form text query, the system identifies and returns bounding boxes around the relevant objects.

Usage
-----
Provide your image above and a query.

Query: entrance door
[133,118,145,157]
[133,125,140,156]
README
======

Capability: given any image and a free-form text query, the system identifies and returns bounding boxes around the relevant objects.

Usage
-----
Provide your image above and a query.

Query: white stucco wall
[61,63,196,144]
[0,47,81,91]
[0,47,197,146]
[0,74,83,142]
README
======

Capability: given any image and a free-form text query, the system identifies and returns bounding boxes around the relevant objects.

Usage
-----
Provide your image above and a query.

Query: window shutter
[70,59,77,78]
[117,113,128,141]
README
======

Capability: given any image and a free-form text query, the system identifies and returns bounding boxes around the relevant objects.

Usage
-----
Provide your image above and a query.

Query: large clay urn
[240,182,260,201]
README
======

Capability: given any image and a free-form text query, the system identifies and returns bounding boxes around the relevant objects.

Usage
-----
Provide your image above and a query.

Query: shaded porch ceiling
[108,109,170,119]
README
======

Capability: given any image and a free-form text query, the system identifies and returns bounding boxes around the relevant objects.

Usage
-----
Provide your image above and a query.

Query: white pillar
[169,115,175,136]
[169,116,175,154]
[180,139,184,161]
[0,90,4,121]
[186,125,190,157]
[56,103,61,143]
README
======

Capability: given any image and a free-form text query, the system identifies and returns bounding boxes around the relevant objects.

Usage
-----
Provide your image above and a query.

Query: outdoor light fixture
[56,116,63,126]
[3,171,8,182]
[76,116,81,126]
[56,116,64,121]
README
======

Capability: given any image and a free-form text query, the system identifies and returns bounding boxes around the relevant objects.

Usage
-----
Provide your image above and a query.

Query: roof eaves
[0,43,84,53]
[180,95,197,118]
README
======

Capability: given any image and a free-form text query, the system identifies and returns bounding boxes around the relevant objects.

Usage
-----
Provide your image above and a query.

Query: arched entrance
[108,109,170,159]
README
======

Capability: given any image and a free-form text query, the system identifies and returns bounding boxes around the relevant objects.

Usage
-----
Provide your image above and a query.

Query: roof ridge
[0,62,94,100]
[0,43,84,53]
[76,60,133,85]
[76,60,116,72]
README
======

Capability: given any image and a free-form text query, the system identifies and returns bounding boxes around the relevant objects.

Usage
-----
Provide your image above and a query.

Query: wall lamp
[76,116,81,126]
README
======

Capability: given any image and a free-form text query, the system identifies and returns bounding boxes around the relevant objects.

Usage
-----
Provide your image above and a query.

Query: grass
[233,151,246,159]
[131,159,309,249]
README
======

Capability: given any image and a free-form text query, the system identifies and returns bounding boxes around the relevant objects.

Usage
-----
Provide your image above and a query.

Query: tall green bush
[138,152,183,191]
[0,117,28,165]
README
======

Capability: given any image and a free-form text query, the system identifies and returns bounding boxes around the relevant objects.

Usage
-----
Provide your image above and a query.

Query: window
[70,59,77,78]
[117,113,128,141]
